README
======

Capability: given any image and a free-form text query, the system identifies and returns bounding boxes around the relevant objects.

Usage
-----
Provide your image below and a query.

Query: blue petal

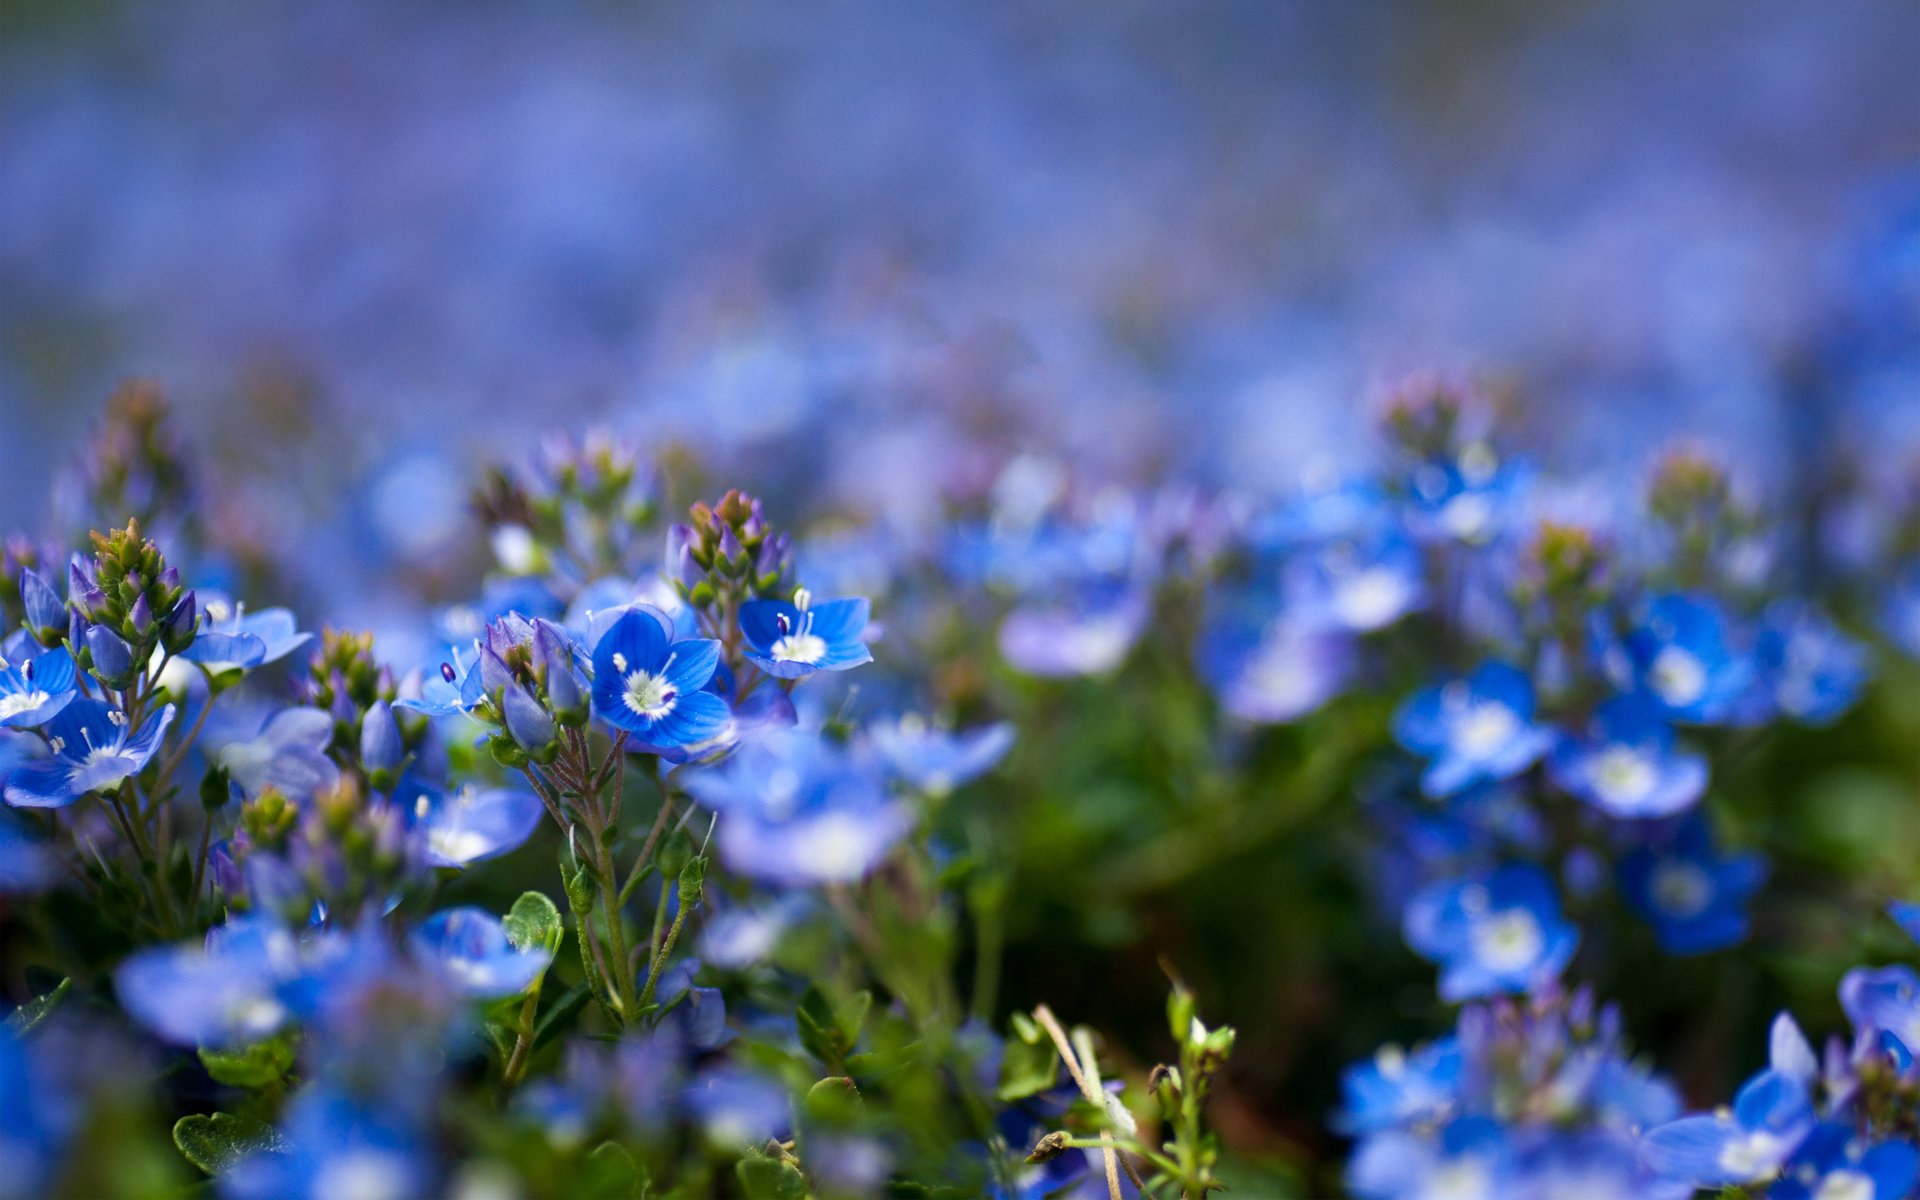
[2,758,77,809]
[663,638,722,693]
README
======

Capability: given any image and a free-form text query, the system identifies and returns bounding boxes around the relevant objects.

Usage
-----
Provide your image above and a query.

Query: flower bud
[85,624,135,687]
[20,569,65,646]
[503,686,556,759]
[161,590,198,655]
[360,699,403,790]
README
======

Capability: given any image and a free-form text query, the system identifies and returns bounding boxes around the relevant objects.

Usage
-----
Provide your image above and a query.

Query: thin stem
[1032,1005,1126,1200]
[621,795,678,905]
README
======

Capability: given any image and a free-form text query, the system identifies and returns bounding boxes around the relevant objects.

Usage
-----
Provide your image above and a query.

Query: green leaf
[532,982,593,1051]
[736,1154,807,1200]
[198,1035,297,1089]
[797,985,872,1070]
[172,1112,285,1176]
[504,890,565,954]
[5,977,69,1036]
[997,1030,1060,1103]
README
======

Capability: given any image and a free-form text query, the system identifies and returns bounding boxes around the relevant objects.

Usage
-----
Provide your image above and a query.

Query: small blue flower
[3,698,176,809]
[684,730,909,886]
[1283,531,1426,633]
[739,590,873,679]
[410,907,552,999]
[411,786,544,869]
[589,607,728,748]
[19,567,65,642]
[1335,1037,1462,1135]
[0,646,75,730]
[223,1085,429,1200]
[220,707,340,802]
[998,588,1146,678]
[1548,697,1706,818]
[1403,865,1578,1002]
[1841,965,1920,1053]
[869,717,1013,794]
[1753,601,1870,725]
[1616,594,1752,723]
[1201,615,1356,725]
[396,655,484,717]
[1641,1068,1816,1188]
[0,815,56,894]
[1770,1123,1919,1200]
[1618,819,1766,955]
[115,916,297,1048]
[683,1069,790,1148]
[183,592,311,671]
[1392,663,1555,798]
[1349,1116,1514,1200]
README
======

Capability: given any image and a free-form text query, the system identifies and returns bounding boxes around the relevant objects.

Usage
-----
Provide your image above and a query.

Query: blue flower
[1403,865,1577,1001]
[683,730,909,886]
[1641,1067,1816,1188]
[1335,1038,1462,1135]
[739,591,873,679]
[0,816,56,894]
[998,588,1146,678]
[396,655,483,717]
[1283,531,1426,633]
[589,607,728,748]
[412,786,544,868]
[410,907,552,999]
[183,592,311,671]
[1200,615,1356,725]
[1392,663,1555,797]
[1753,601,1870,725]
[1618,819,1766,954]
[115,916,297,1048]
[223,1085,430,1200]
[683,1069,790,1148]
[1770,1123,1919,1200]
[1841,966,1920,1054]
[220,707,339,801]
[3,698,175,809]
[1548,696,1706,818]
[1349,1116,1514,1200]
[0,646,75,730]
[1616,594,1752,723]
[869,717,1013,794]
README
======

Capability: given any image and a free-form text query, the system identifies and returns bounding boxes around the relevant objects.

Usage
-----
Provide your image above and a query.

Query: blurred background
[3,0,1916,622]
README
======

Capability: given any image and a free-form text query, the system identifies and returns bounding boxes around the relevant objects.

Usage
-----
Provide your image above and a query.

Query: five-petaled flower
[739,590,872,679]
[590,607,728,748]
[4,697,176,809]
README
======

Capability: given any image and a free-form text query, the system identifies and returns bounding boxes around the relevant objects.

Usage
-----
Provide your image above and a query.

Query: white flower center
[1426,1161,1492,1200]
[1592,746,1655,804]
[1471,909,1544,972]
[623,670,678,719]
[771,632,828,664]
[1717,1130,1783,1179]
[1334,568,1412,630]
[1650,646,1708,707]
[0,689,48,720]
[1456,703,1519,756]
[1651,861,1713,918]
[430,828,493,864]
[1814,1171,1875,1200]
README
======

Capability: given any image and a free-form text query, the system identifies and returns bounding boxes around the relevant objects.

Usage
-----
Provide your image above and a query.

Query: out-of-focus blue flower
[220,707,339,802]
[183,593,310,671]
[699,896,811,969]
[653,959,731,1051]
[683,1069,789,1148]
[412,786,543,868]
[589,607,727,749]
[1283,532,1426,633]
[410,907,551,999]
[1336,1038,1462,1135]
[1641,1067,1816,1188]
[1615,594,1752,723]
[869,717,1013,794]
[1201,616,1356,725]
[1881,568,1920,660]
[3,698,175,809]
[0,647,74,730]
[998,588,1146,678]
[1753,602,1870,725]
[0,816,55,894]
[1392,663,1554,798]
[223,1085,429,1200]
[1349,1116,1513,1200]
[1548,697,1706,818]
[684,730,909,886]
[739,592,873,680]
[115,917,297,1049]
[1768,1122,1919,1200]
[1841,965,1920,1053]
[1618,819,1766,954]
[0,1023,69,1200]
[359,700,402,782]
[1403,864,1577,1001]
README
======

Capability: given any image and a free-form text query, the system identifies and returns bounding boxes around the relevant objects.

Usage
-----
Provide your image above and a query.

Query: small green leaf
[5,977,69,1036]
[736,1155,807,1200]
[504,890,565,954]
[997,1031,1060,1102]
[172,1112,285,1176]
[797,985,872,1070]
[198,1035,297,1089]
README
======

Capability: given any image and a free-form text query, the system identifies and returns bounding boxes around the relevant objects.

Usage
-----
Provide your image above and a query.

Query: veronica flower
[0,816,55,894]
[1335,1038,1463,1135]
[1403,865,1577,1001]
[223,1085,431,1200]
[3,698,175,809]
[1349,1116,1514,1200]
[589,607,727,749]
[869,717,1013,794]
[683,1069,790,1149]
[739,590,873,679]
[411,786,544,868]
[1392,663,1555,798]
[220,707,339,802]
[998,587,1146,678]
[1618,819,1766,955]
[1201,615,1356,725]
[0,646,75,730]
[1840,966,1920,1055]
[183,592,311,671]
[1615,594,1752,723]
[115,917,298,1048]
[1641,1064,1816,1188]
[410,907,551,999]
[683,730,909,886]
[395,654,483,717]
[1753,601,1870,726]
[1548,696,1706,818]
[1283,532,1426,633]
[1770,1123,1919,1200]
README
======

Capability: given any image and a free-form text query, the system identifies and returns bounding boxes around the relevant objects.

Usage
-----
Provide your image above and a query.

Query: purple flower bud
[158,565,180,591]
[67,555,103,615]
[360,700,403,778]
[130,592,154,634]
[668,524,703,587]
[503,684,555,753]
[718,524,746,565]
[21,569,65,640]
[85,624,135,684]
[161,590,198,654]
